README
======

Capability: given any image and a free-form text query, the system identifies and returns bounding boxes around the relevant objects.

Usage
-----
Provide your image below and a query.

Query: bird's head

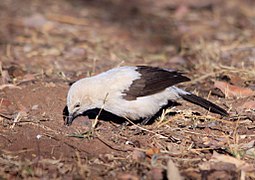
[65,80,93,126]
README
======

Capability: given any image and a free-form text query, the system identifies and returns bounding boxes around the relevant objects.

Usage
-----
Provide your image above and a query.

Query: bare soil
[0,0,254,179]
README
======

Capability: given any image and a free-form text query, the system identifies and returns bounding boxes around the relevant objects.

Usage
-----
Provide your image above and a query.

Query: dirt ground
[0,0,255,179]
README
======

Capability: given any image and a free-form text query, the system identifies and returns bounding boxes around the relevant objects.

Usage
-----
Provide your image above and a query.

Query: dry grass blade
[10,112,21,129]
[46,14,88,26]
[95,131,131,152]
[184,69,225,85]
[156,108,175,127]
[91,93,109,131]
[75,151,90,177]
[0,84,21,90]
[0,113,12,120]
[124,117,168,139]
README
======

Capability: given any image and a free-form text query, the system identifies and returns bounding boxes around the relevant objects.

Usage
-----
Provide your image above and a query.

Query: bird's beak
[65,113,74,126]
[65,112,80,126]
[63,106,83,126]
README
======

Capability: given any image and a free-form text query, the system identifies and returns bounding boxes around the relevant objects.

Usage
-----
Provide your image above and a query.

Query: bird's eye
[74,103,80,109]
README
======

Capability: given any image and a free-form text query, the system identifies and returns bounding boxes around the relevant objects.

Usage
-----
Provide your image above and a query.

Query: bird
[64,66,228,126]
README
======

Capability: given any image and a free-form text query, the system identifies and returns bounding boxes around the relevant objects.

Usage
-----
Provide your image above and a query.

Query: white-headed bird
[64,66,228,125]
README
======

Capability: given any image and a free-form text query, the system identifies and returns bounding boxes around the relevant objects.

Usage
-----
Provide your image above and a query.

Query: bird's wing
[123,66,190,100]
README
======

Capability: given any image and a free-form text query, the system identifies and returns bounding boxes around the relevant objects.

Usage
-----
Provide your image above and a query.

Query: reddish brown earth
[0,0,255,179]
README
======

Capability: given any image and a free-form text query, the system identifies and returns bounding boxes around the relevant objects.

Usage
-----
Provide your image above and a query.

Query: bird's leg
[140,116,153,125]
[122,120,131,126]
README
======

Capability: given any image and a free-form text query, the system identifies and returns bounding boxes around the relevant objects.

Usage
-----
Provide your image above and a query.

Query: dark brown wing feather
[123,66,190,100]
[180,94,228,116]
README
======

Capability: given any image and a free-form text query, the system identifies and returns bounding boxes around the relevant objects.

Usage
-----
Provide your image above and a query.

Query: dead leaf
[146,148,160,157]
[23,14,54,31]
[199,161,236,171]
[0,84,22,90]
[228,75,244,86]
[240,100,255,110]
[1,70,11,84]
[168,56,186,65]
[240,140,255,150]
[214,81,254,98]
[131,149,146,161]
[150,167,164,180]
[64,47,86,58]
[174,5,189,19]
[0,98,12,114]
[7,65,26,78]
[246,148,255,157]
[167,159,183,180]
[46,13,88,26]
[207,170,236,180]
[211,151,255,172]
[0,98,11,107]
[118,173,139,180]
[31,104,39,110]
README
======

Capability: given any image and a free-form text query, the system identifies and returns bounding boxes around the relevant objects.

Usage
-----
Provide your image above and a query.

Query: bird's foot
[140,117,153,125]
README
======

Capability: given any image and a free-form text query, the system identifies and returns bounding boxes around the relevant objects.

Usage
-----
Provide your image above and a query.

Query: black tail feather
[180,93,228,116]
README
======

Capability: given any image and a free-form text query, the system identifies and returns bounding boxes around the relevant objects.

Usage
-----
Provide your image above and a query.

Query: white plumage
[65,66,227,125]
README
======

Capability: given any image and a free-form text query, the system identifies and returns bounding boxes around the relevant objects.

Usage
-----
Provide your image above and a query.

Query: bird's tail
[178,91,228,116]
